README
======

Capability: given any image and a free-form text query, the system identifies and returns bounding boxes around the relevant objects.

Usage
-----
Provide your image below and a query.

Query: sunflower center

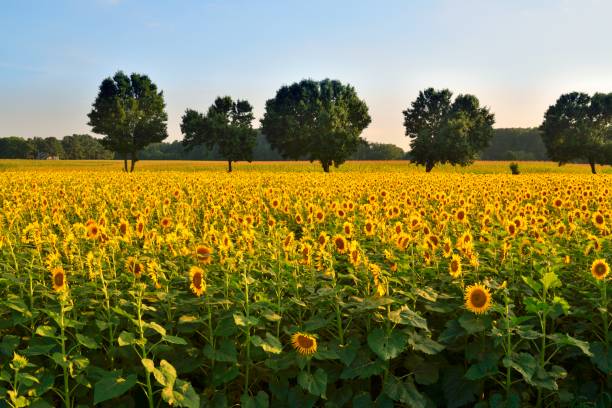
[297,335,314,349]
[335,238,345,250]
[451,260,459,272]
[193,273,202,289]
[596,215,604,224]
[470,290,487,308]
[54,272,64,287]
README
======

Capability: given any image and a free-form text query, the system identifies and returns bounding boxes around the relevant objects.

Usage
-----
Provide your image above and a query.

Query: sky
[2,0,612,150]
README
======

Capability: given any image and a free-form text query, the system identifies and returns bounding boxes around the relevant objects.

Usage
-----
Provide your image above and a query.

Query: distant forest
[0,128,547,161]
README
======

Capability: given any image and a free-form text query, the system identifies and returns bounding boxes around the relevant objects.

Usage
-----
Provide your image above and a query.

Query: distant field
[0,159,611,173]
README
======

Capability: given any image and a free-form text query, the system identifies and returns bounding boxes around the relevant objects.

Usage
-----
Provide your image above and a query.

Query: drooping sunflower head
[291,332,317,356]
[126,257,144,277]
[590,259,609,281]
[195,245,213,264]
[189,266,206,296]
[348,241,360,266]
[283,232,294,251]
[51,266,67,292]
[442,238,453,258]
[465,283,492,314]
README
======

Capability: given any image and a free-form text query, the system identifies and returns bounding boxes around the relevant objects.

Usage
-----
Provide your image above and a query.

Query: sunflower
[506,222,517,237]
[291,332,317,356]
[51,266,67,292]
[126,257,144,277]
[136,220,145,238]
[333,235,347,254]
[364,220,376,236]
[195,245,213,264]
[590,259,609,281]
[343,222,353,237]
[442,238,453,258]
[348,241,361,266]
[160,217,172,229]
[455,208,468,223]
[449,254,462,278]
[86,222,100,240]
[299,243,312,265]
[314,209,325,223]
[283,232,294,251]
[118,219,130,236]
[465,284,492,314]
[592,211,605,229]
[317,231,329,247]
[189,266,206,296]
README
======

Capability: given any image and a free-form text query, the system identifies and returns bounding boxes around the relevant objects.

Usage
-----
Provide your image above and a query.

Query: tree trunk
[321,160,331,173]
[589,160,596,174]
[425,161,434,172]
[130,151,138,173]
[228,160,232,173]
[123,155,128,172]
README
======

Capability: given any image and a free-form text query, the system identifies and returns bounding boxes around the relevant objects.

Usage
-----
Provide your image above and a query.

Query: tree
[0,136,34,159]
[61,134,114,160]
[261,79,371,172]
[480,128,548,161]
[403,88,495,172]
[43,137,64,158]
[351,141,405,160]
[181,96,257,172]
[87,71,168,172]
[540,92,612,174]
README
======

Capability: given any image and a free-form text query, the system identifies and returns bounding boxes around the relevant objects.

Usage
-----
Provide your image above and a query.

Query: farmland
[0,161,610,407]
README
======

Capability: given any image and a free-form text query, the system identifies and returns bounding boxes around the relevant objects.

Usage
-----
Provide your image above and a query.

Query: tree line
[0,134,113,160]
[0,133,407,162]
[4,70,612,172]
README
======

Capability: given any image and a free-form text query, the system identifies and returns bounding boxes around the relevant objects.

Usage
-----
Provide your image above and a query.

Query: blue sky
[2,0,612,149]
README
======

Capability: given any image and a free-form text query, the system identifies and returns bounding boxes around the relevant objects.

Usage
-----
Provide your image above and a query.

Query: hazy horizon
[2,0,612,150]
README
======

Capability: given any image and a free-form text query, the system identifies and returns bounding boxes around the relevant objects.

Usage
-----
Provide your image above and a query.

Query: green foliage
[350,141,405,160]
[481,128,548,161]
[540,92,612,173]
[261,79,371,172]
[61,134,114,159]
[403,88,495,171]
[0,135,112,160]
[181,96,258,172]
[0,136,36,159]
[87,71,168,172]
[509,162,520,175]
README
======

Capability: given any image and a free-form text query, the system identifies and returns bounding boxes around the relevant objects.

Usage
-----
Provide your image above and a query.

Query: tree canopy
[540,92,612,174]
[87,71,168,172]
[181,96,258,172]
[480,128,548,161]
[260,79,371,172]
[403,88,495,172]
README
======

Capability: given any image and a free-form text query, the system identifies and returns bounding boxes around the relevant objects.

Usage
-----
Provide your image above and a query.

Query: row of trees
[0,134,113,160]
[139,137,406,161]
[83,71,612,173]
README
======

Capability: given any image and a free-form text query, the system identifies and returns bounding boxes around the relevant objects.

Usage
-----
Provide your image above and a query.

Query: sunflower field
[0,162,610,408]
